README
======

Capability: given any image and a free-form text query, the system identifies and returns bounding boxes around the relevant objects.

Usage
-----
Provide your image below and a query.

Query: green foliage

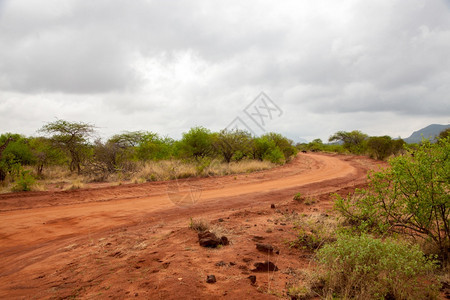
[0,134,35,181]
[263,147,284,164]
[439,128,450,140]
[12,169,36,192]
[317,234,439,300]
[293,192,303,201]
[29,137,66,176]
[249,133,296,163]
[135,132,173,161]
[109,131,146,148]
[335,138,450,261]
[262,132,297,161]
[40,119,95,174]
[329,130,368,154]
[301,138,346,153]
[306,138,323,152]
[367,136,405,160]
[179,127,214,161]
[250,136,274,161]
[212,129,252,163]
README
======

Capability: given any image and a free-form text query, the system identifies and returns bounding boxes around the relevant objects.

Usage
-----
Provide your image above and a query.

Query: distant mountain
[404,124,450,144]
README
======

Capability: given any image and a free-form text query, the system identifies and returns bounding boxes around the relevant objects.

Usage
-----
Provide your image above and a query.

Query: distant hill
[404,124,450,144]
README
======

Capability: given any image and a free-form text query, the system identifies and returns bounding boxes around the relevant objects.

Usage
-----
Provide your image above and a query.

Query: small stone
[215,261,227,267]
[252,261,279,272]
[256,243,274,254]
[220,236,229,246]
[206,275,216,283]
[270,204,275,209]
[248,275,256,284]
[198,231,221,248]
[252,236,265,241]
[218,218,224,222]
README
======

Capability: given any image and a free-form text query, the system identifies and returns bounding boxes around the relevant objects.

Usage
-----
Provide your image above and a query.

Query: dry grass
[188,218,210,232]
[132,159,274,183]
[0,159,276,193]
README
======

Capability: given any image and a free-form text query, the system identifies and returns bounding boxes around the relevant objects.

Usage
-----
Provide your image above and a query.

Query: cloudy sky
[0,0,449,142]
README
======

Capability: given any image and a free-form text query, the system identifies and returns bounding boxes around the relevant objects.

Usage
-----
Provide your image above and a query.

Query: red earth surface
[0,153,384,299]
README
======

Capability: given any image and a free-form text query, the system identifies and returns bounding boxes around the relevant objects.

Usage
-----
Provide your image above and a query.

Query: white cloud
[0,0,449,142]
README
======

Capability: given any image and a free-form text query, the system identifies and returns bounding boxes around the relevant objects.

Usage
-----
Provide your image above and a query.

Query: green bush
[293,192,303,201]
[12,170,35,192]
[264,147,284,164]
[334,137,450,261]
[316,234,439,300]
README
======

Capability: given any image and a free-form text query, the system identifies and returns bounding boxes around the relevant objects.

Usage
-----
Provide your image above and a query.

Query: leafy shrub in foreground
[334,137,450,261]
[316,234,439,300]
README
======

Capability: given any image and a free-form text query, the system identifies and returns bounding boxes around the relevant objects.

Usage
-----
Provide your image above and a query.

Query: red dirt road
[0,153,381,299]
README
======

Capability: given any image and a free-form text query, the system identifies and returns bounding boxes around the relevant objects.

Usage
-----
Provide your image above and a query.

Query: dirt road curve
[0,153,380,299]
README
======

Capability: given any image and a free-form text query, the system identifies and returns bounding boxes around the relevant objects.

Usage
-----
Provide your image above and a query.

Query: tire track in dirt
[0,154,355,252]
[0,153,382,299]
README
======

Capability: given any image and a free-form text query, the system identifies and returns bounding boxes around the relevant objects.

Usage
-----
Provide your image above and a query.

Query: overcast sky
[0,0,449,142]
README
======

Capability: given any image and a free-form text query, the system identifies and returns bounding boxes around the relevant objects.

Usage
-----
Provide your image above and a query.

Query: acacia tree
[329,130,368,154]
[40,120,95,174]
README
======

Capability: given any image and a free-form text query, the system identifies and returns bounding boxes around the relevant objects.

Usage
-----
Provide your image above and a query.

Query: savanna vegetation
[297,130,406,160]
[0,119,297,192]
[289,134,449,299]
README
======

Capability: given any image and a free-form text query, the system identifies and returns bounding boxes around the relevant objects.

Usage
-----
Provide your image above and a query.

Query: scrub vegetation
[0,119,297,192]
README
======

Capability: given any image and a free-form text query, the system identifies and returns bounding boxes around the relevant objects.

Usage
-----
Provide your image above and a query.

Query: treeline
[0,119,297,186]
[297,130,407,160]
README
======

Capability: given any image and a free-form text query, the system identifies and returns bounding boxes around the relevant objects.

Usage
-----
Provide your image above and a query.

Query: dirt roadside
[0,153,383,299]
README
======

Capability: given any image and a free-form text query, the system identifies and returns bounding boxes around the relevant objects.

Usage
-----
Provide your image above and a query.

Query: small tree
[29,137,66,176]
[367,136,405,160]
[262,132,297,161]
[307,138,324,152]
[335,137,450,261]
[329,130,368,154]
[249,136,274,161]
[135,132,173,161]
[0,134,35,181]
[213,129,252,163]
[40,119,95,174]
[179,127,214,161]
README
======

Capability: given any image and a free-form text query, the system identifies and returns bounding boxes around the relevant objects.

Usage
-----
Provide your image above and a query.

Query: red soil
[0,153,383,299]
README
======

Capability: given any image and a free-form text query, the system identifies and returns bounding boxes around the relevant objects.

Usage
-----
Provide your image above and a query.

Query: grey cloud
[0,0,449,141]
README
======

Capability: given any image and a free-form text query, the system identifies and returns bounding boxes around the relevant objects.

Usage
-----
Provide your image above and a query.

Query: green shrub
[316,234,439,300]
[264,147,285,164]
[334,137,450,261]
[12,170,35,192]
[293,192,303,201]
